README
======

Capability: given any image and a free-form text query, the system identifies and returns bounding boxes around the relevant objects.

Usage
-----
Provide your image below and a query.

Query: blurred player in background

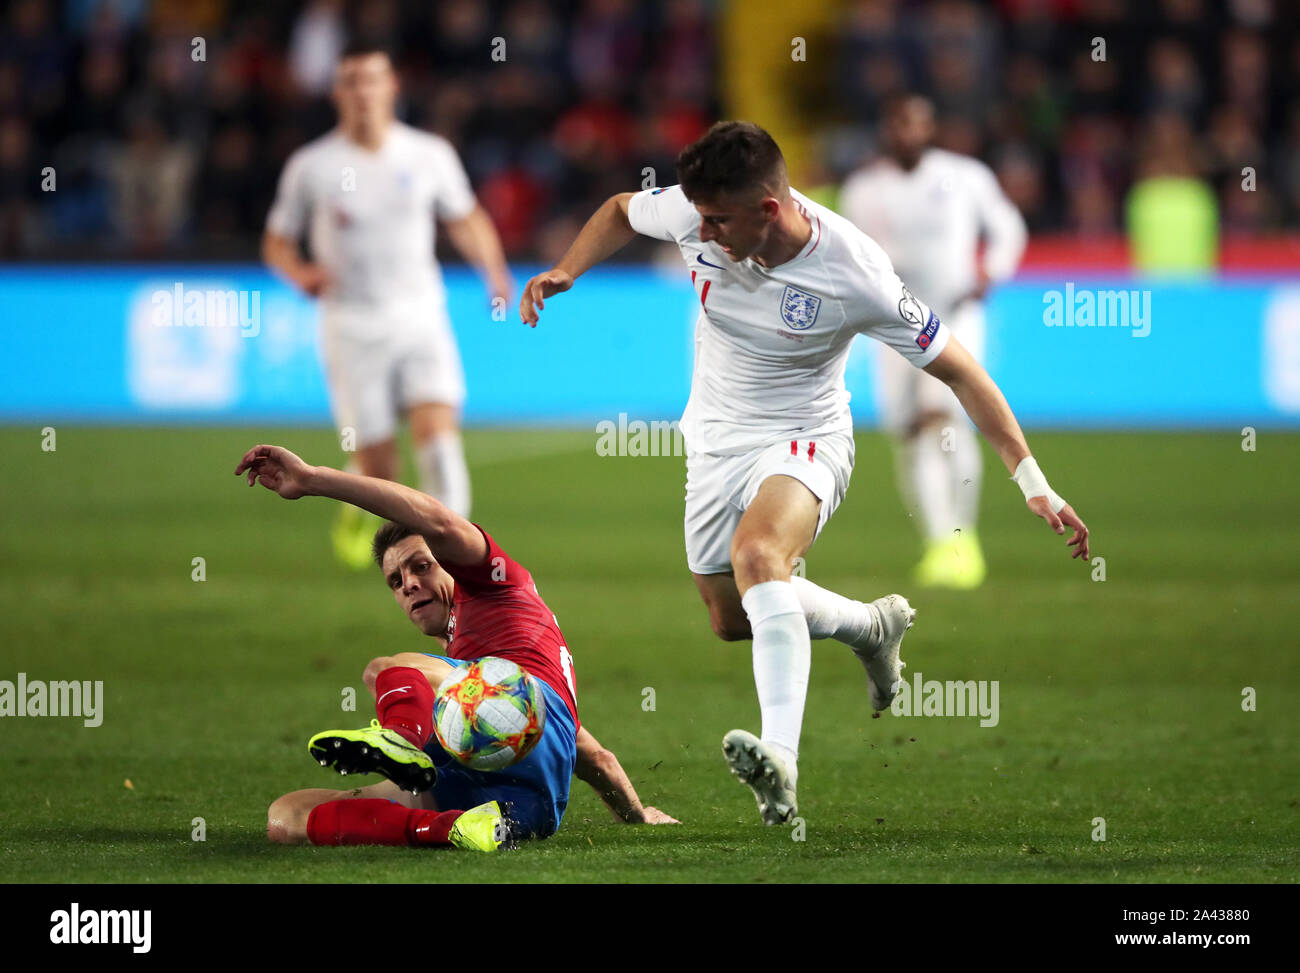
[521,122,1085,827]
[840,94,1027,589]
[263,43,511,569]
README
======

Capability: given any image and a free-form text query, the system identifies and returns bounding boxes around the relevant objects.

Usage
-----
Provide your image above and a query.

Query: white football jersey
[839,148,1026,315]
[628,184,950,455]
[266,121,477,306]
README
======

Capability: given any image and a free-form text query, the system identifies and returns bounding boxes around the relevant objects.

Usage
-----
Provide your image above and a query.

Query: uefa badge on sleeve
[915,309,941,350]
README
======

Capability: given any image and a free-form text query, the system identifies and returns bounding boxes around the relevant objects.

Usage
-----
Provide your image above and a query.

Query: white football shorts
[318,295,466,448]
[684,431,855,575]
[876,300,984,435]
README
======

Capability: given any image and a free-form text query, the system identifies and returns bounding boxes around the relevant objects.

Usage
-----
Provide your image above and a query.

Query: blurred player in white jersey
[263,43,511,568]
[841,94,1027,588]
[520,122,1087,826]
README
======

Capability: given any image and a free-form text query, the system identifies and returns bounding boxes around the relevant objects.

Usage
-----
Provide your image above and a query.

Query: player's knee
[362,656,398,694]
[730,536,787,586]
[267,794,307,845]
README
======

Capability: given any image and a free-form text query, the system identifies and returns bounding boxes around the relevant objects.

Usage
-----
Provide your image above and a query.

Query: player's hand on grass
[235,444,315,500]
[519,268,574,327]
[606,803,680,824]
[1027,496,1090,560]
[636,806,681,825]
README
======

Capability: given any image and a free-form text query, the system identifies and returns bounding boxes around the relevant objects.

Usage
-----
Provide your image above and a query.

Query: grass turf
[0,426,1296,883]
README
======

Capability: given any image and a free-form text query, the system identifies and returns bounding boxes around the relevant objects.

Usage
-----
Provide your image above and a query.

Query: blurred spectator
[196,122,262,245]
[0,114,38,254]
[288,0,345,97]
[992,143,1055,231]
[568,0,645,103]
[4,0,69,142]
[838,0,915,124]
[1279,103,1300,224]
[1219,29,1270,126]
[106,109,195,254]
[1144,38,1205,122]
[1125,112,1219,272]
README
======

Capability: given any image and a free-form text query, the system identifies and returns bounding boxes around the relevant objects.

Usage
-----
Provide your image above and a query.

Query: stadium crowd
[1,0,1296,260]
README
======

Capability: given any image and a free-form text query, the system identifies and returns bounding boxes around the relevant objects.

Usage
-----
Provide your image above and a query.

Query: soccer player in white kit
[263,43,511,568]
[520,122,1088,825]
[840,94,1028,589]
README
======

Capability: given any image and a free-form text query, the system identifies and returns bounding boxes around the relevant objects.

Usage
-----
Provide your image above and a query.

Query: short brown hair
[676,121,787,203]
[372,520,418,569]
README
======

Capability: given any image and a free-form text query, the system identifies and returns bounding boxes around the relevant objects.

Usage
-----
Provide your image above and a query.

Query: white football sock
[948,420,983,530]
[741,580,809,787]
[416,432,471,518]
[789,575,879,649]
[909,426,960,541]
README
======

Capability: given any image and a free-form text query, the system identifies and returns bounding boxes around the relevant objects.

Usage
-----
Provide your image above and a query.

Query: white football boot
[851,594,917,711]
[722,729,798,825]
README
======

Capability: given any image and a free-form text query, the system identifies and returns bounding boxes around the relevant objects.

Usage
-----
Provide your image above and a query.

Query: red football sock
[408,808,463,846]
[373,666,435,748]
[306,799,463,847]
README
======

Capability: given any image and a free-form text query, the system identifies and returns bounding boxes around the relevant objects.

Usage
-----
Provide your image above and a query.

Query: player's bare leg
[409,401,471,518]
[332,436,399,568]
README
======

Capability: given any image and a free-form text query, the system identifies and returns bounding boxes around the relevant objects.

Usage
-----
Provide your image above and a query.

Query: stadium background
[1,0,1297,886]
[2,0,1299,425]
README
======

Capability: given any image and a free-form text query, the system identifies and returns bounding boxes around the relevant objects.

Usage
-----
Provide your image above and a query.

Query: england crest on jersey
[780,285,821,331]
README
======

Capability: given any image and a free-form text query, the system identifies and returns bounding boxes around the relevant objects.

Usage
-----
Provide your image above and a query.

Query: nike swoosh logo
[697,253,724,270]
[376,687,410,706]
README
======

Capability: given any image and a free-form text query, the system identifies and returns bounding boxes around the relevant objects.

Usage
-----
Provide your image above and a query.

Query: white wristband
[1011,457,1066,514]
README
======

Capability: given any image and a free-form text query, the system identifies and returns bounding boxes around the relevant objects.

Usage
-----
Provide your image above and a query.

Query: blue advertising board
[2,265,1298,428]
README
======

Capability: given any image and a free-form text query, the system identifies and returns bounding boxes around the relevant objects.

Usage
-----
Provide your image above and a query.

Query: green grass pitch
[0,425,1296,883]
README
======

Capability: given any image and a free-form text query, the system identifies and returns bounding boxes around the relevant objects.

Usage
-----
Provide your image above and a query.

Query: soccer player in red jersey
[236,443,677,852]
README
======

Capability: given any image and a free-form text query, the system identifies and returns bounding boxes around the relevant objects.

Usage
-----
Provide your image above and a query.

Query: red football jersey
[441,526,579,724]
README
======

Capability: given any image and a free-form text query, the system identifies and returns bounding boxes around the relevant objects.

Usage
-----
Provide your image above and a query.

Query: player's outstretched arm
[519,192,638,326]
[574,726,680,825]
[234,444,488,565]
[924,338,1090,560]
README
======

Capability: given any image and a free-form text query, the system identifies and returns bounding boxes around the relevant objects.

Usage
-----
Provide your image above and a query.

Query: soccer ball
[432,657,547,771]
